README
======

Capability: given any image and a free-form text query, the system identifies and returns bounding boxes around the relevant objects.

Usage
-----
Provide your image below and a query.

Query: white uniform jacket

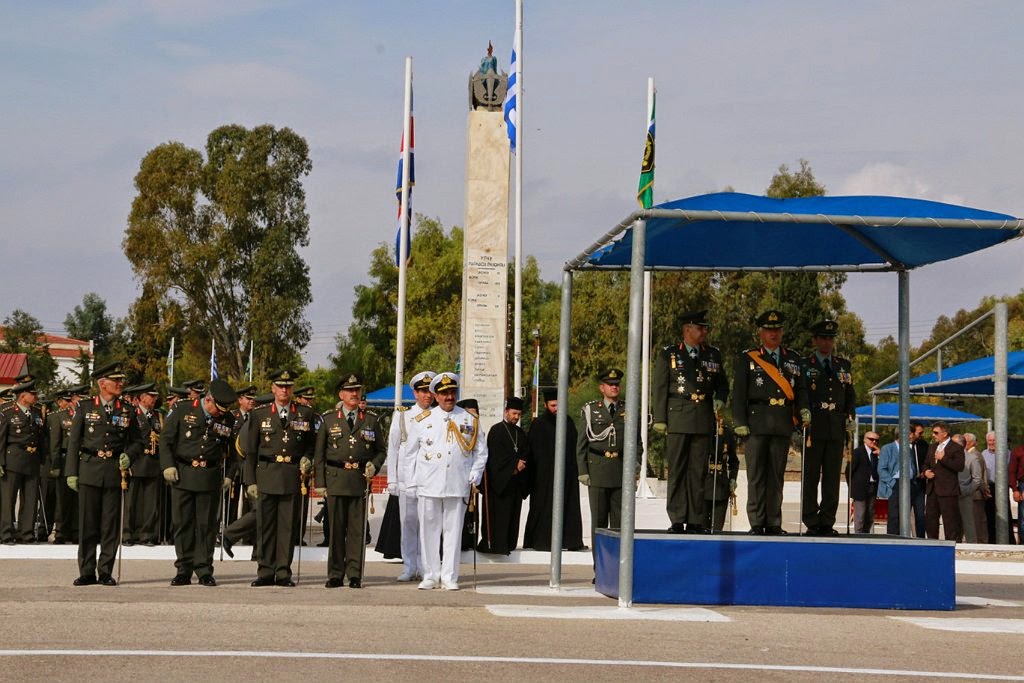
[386,406,429,493]
[407,406,487,498]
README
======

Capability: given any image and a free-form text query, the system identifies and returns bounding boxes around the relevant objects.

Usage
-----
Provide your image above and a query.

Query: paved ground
[2,553,1024,681]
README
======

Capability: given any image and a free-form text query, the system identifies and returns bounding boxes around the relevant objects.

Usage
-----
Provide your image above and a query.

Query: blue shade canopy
[578,193,1023,271]
[363,384,415,407]
[876,351,1024,398]
[856,402,984,426]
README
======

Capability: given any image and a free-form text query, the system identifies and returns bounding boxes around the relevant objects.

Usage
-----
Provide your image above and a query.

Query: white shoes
[441,581,460,591]
[417,578,437,590]
[397,572,415,582]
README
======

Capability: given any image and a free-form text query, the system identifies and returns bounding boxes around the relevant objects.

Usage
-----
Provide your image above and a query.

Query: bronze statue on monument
[469,41,508,111]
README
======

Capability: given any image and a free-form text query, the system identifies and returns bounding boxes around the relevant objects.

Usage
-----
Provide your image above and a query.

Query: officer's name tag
[211,423,231,438]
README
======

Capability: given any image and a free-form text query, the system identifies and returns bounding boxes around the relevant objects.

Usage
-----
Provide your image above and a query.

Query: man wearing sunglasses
[848,432,880,534]
[923,421,965,540]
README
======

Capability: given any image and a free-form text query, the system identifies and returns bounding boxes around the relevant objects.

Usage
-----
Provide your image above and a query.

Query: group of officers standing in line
[1,305,858,587]
[578,308,856,543]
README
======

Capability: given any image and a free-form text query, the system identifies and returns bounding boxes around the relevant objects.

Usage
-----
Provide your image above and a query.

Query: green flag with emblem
[636,90,655,209]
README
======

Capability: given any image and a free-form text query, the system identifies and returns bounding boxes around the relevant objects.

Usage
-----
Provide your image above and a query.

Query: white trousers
[399,490,420,575]
[418,496,466,584]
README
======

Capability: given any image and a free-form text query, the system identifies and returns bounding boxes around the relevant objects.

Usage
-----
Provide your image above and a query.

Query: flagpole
[248,340,254,383]
[638,76,655,499]
[210,339,216,381]
[168,336,175,386]
[512,0,524,398]
[394,56,413,409]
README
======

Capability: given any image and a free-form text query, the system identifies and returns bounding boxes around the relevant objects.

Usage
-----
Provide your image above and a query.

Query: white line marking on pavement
[892,617,1024,634]
[475,585,603,597]
[956,560,1024,576]
[0,650,1022,679]
[955,595,1023,607]
[485,604,730,621]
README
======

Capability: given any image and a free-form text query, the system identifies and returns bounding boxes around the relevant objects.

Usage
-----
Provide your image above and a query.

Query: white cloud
[836,163,964,205]
[180,62,315,101]
[155,40,210,59]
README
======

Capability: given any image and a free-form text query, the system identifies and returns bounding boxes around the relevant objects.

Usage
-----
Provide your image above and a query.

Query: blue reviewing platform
[594,529,956,610]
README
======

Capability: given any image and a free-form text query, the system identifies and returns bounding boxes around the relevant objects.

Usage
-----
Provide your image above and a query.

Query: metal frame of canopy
[550,204,1024,607]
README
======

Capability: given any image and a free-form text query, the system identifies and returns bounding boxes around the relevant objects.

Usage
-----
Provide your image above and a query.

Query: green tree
[63,292,127,367]
[1,309,58,389]
[124,124,313,379]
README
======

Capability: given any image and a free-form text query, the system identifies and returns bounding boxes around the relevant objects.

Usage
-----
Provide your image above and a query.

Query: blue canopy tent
[855,402,984,426]
[363,384,415,407]
[876,351,1024,398]
[552,192,1024,604]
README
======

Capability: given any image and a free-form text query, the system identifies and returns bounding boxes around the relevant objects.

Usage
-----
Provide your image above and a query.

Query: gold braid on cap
[446,416,479,453]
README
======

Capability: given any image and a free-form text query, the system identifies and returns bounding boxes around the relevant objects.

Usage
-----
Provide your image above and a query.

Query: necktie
[608,403,617,419]
[279,408,287,427]
[689,348,697,360]
[823,357,831,374]
[347,412,355,430]
[771,352,779,367]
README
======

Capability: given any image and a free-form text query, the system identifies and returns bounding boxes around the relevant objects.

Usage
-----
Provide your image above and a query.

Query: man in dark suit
[241,369,316,587]
[160,380,237,586]
[124,384,163,546]
[652,310,728,534]
[923,421,965,540]
[848,431,880,534]
[0,376,47,544]
[732,310,809,535]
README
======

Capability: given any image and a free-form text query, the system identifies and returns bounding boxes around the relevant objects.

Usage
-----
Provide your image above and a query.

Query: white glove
[387,482,397,495]
[162,467,179,483]
[578,474,591,486]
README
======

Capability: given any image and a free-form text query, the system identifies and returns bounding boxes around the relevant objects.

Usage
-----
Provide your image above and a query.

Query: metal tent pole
[994,302,1009,544]
[550,269,573,588]
[898,270,912,537]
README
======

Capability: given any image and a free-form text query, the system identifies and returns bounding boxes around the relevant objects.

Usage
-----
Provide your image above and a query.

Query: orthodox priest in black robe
[477,398,529,555]
[524,388,585,551]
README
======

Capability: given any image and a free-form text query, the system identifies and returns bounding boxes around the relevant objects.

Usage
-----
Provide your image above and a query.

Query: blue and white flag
[210,341,218,380]
[503,32,519,152]
[394,87,415,266]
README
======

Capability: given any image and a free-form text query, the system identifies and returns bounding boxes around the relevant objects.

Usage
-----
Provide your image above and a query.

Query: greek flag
[503,32,519,152]
[394,88,415,266]
[210,342,218,380]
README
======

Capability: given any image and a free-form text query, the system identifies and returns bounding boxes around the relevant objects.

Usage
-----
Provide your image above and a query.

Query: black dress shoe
[53,538,66,545]
[348,578,362,588]
[818,527,839,536]
[764,526,788,536]
[198,575,217,587]
[316,540,329,547]
[325,577,344,588]
[275,578,296,587]
[747,527,764,535]
[251,577,275,587]
[122,540,135,547]
[667,523,686,534]
[2,539,15,546]
[98,574,118,586]
[73,575,97,586]
[170,575,191,586]
[142,539,157,547]
[222,536,234,559]
[686,525,711,535]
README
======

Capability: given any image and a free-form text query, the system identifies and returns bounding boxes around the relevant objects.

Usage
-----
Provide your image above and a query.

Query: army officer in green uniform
[0,376,47,544]
[241,369,316,587]
[66,362,145,585]
[160,379,237,586]
[577,368,640,546]
[652,310,728,533]
[314,373,386,588]
[802,319,856,536]
[731,311,809,536]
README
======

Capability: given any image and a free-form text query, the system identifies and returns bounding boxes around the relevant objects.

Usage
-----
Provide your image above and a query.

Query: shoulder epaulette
[415,410,431,422]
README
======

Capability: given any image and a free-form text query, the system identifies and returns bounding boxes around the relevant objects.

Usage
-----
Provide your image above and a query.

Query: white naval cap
[408,371,436,392]
[429,372,459,393]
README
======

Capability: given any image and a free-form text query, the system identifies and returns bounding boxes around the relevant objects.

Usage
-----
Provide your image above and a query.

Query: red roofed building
[0,332,93,387]
[0,353,29,387]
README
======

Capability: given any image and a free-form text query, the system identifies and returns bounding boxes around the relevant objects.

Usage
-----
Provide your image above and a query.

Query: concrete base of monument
[593,529,956,610]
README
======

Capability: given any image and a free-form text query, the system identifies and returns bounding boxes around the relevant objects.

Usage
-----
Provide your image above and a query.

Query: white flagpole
[512,0,524,398]
[210,339,216,380]
[394,56,413,409]
[248,340,254,382]
[638,77,655,499]
[169,336,175,386]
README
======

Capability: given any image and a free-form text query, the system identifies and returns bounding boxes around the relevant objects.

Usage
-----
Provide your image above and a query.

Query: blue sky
[3,1,1023,368]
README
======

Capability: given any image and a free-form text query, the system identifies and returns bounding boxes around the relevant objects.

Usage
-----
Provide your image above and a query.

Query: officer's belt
[750,398,788,406]
[675,392,706,401]
[176,457,219,469]
[259,454,295,465]
[80,447,114,459]
[589,447,621,459]
[8,444,39,454]
[326,459,364,469]
[816,402,838,411]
